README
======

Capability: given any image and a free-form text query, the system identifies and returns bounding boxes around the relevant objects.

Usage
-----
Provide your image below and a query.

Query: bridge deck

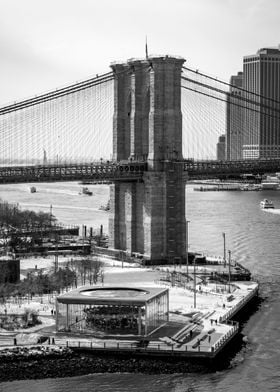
[0,159,280,183]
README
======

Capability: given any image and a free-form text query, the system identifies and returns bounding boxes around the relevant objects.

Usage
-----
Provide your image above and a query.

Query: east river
[0,182,280,392]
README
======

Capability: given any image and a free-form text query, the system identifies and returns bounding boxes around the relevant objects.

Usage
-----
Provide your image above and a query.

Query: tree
[76,256,104,286]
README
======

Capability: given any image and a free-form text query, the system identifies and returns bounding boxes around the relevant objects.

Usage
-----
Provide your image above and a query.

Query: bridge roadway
[184,158,280,179]
[0,158,280,183]
[0,161,147,184]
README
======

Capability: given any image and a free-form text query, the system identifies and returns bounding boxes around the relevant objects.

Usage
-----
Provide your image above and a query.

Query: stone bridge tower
[109,55,186,264]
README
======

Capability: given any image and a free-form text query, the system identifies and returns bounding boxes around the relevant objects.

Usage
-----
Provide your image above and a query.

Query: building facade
[226,47,280,160]
[216,134,226,160]
[242,47,280,159]
[226,72,244,160]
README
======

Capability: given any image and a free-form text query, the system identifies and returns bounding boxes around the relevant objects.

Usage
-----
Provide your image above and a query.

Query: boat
[260,199,274,209]
[29,186,36,193]
[79,187,93,196]
[240,184,261,191]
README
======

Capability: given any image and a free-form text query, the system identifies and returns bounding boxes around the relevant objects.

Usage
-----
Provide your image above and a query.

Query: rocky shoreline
[0,345,211,382]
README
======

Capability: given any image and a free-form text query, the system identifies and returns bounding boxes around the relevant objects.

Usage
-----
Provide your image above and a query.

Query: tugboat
[260,199,274,209]
[79,187,93,196]
[29,186,37,193]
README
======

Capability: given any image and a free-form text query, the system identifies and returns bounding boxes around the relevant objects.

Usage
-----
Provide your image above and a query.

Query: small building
[56,286,169,337]
[0,255,20,284]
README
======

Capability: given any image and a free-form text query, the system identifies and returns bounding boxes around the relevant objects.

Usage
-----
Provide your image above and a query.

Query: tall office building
[216,134,226,160]
[242,47,280,159]
[226,72,244,160]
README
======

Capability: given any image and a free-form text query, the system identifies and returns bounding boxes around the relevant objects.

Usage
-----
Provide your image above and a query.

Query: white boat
[260,199,274,209]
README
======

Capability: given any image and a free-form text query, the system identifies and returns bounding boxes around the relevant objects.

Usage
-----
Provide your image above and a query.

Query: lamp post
[222,232,226,267]
[193,256,196,309]
[50,204,53,227]
[228,250,231,293]
[186,220,190,279]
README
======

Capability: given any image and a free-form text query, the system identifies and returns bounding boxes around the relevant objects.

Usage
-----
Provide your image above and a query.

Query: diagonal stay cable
[182,66,280,106]
[181,84,280,122]
[0,73,114,115]
[181,76,280,115]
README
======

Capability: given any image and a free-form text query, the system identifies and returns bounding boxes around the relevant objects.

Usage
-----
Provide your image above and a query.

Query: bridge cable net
[181,67,280,160]
[0,73,114,166]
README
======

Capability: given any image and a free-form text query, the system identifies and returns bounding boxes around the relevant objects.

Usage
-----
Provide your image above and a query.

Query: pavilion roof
[57,286,168,306]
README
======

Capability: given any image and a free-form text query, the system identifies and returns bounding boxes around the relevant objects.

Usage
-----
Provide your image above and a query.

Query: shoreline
[0,352,207,382]
[0,292,261,383]
[0,342,241,383]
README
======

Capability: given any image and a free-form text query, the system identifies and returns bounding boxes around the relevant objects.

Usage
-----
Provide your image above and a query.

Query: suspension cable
[182,66,280,106]
[0,63,151,116]
[181,76,280,116]
[181,84,280,122]
[0,72,114,115]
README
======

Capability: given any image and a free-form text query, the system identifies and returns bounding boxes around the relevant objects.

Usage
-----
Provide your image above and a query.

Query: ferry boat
[79,187,93,196]
[260,199,274,209]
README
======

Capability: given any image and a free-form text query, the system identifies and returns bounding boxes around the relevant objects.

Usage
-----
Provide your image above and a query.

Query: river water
[0,183,280,392]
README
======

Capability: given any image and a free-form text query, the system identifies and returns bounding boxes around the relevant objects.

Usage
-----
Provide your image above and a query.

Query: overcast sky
[0,0,279,106]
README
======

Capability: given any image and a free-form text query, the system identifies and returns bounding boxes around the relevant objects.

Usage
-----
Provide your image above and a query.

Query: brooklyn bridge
[1,55,279,263]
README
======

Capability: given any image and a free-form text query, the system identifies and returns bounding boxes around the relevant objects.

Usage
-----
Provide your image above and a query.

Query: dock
[52,280,258,359]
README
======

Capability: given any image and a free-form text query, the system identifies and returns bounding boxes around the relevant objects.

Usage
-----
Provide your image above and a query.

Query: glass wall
[145,290,168,335]
[57,302,145,335]
[56,290,168,336]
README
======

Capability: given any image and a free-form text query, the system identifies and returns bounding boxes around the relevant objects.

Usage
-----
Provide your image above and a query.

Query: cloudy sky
[1,0,279,106]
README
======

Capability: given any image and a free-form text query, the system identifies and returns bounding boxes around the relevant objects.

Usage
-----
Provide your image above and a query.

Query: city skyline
[226,46,280,160]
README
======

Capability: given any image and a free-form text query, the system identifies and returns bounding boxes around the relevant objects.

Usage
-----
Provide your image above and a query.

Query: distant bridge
[0,225,79,238]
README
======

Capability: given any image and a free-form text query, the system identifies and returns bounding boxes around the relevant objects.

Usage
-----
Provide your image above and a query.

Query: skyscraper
[226,72,244,160]
[216,134,226,160]
[242,47,280,159]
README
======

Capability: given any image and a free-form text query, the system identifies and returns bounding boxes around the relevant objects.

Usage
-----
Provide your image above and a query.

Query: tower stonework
[109,56,186,263]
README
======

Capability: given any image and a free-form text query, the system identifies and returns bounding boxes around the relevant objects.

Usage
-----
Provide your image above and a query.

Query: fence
[62,339,212,356]
[212,322,239,352]
[219,285,259,322]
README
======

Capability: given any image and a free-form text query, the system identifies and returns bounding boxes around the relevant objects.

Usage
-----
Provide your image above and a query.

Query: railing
[184,158,280,178]
[212,322,239,352]
[1,157,280,183]
[0,161,147,184]
[219,285,259,323]
[60,339,215,356]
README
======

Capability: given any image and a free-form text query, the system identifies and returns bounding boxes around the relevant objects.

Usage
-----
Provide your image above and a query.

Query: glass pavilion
[56,286,169,337]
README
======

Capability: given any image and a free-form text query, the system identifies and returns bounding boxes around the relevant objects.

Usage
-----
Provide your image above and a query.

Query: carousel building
[56,286,169,337]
